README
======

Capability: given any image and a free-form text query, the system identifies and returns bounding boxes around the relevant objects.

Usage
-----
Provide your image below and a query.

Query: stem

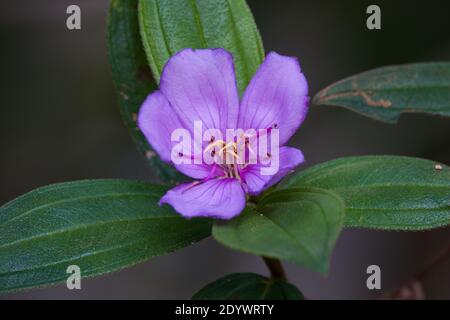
[415,244,450,281]
[382,243,450,299]
[262,257,287,280]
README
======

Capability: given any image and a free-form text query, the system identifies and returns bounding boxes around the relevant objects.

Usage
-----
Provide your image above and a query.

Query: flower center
[202,125,276,183]
[205,139,244,180]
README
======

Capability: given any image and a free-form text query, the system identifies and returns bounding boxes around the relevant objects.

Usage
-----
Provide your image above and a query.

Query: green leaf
[192,273,304,300]
[213,188,345,274]
[313,62,450,123]
[138,0,264,94]
[108,0,184,183]
[283,156,450,230]
[0,180,211,294]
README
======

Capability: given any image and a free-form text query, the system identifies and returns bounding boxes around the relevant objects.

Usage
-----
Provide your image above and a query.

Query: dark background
[0,0,449,299]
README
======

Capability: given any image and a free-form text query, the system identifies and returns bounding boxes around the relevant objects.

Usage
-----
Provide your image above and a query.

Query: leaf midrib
[253,205,323,268]
[323,84,450,96]
[0,214,181,250]
[0,192,159,225]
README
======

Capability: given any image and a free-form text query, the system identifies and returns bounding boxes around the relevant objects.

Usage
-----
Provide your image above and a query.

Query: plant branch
[415,244,450,281]
[262,257,287,280]
[383,243,450,299]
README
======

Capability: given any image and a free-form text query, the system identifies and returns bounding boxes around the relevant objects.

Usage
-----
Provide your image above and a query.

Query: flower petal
[241,147,304,195]
[240,164,267,195]
[160,48,240,135]
[137,91,183,162]
[174,162,222,180]
[264,147,305,188]
[238,52,309,146]
[160,178,246,219]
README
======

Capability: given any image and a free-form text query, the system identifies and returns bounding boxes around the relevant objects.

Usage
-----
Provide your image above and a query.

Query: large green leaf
[192,273,304,300]
[108,0,184,183]
[138,0,264,94]
[313,62,450,123]
[0,180,211,294]
[283,156,450,230]
[213,188,345,274]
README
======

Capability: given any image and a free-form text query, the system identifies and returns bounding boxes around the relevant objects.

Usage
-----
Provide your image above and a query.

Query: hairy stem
[262,257,287,280]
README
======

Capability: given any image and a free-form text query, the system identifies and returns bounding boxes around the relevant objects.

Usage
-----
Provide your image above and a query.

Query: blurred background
[0,0,449,299]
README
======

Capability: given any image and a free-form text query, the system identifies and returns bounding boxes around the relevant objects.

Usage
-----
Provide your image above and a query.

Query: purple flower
[138,48,309,219]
